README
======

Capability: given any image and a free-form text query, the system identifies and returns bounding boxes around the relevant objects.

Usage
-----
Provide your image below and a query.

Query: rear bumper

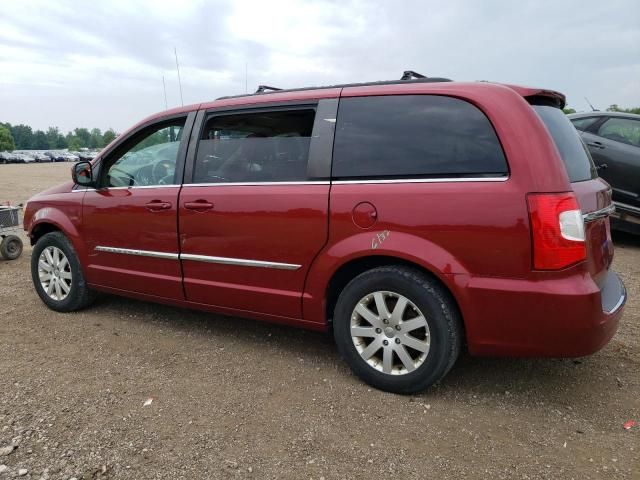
[458,269,626,357]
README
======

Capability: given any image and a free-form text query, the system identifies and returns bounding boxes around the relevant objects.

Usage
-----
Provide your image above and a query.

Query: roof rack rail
[401,70,426,80]
[255,85,282,94]
[216,76,452,100]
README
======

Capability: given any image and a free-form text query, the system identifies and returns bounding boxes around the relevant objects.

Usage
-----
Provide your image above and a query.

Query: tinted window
[597,117,640,147]
[570,117,599,131]
[534,105,597,182]
[193,109,315,183]
[104,119,185,187]
[332,95,507,179]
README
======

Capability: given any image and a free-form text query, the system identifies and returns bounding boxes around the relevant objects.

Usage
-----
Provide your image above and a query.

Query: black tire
[0,235,23,260]
[333,265,462,394]
[31,231,96,312]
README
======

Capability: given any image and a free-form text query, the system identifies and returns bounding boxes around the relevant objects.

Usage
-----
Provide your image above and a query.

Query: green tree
[606,104,640,114]
[46,127,64,149]
[10,124,34,149]
[33,130,49,150]
[73,128,91,148]
[102,129,117,146]
[89,128,103,148]
[56,133,68,149]
[67,136,81,151]
[563,107,576,114]
[0,126,15,152]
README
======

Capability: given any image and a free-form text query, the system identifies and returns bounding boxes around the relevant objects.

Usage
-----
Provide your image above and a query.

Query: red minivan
[24,75,626,393]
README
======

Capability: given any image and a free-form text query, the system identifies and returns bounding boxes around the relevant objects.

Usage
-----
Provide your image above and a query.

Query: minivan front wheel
[333,266,462,394]
[31,232,95,312]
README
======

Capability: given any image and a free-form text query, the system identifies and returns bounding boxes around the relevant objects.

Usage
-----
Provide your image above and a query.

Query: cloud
[0,0,638,132]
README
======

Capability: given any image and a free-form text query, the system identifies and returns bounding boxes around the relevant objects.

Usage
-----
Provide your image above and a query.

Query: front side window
[103,119,185,187]
[597,117,640,147]
[193,109,316,183]
[332,95,508,179]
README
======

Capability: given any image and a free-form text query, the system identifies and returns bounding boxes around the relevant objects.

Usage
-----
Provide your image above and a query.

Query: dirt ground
[0,163,638,479]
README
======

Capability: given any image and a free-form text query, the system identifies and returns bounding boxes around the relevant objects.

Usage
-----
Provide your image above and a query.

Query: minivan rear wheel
[31,232,96,312]
[333,266,462,394]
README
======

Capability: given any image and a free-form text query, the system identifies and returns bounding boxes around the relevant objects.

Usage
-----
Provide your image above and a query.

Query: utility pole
[174,47,184,106]
[162,75,168,110]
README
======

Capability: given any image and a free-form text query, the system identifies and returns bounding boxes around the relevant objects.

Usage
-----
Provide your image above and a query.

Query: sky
[0,0,639,133]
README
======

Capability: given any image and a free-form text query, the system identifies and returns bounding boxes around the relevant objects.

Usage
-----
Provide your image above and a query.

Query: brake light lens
[527,193,586,270]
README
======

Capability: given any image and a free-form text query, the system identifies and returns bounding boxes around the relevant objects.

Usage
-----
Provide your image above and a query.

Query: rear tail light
[527,193,586,270]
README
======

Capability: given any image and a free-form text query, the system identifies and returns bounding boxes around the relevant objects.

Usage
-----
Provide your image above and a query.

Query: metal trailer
[0,206,23,260]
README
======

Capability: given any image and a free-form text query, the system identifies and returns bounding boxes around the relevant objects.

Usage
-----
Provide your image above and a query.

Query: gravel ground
[0,163,638,479]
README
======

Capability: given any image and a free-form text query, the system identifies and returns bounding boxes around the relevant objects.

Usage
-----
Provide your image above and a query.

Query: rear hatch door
[533,104,614,287]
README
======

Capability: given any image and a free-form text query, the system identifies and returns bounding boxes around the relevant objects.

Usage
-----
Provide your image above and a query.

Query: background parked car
[33,152,53,162]
[569,112,640,234]
[43,152,56,162]
[13,153,36,164]
[77,151,97,161]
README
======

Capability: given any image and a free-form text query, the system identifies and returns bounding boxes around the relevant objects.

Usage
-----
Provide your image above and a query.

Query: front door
[82,114,194,300]
[179,101,336,318]
[582,116,640,209]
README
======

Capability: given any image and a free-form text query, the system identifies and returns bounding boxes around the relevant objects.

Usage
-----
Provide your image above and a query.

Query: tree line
[563,104,640,115]
[0,122,118,152]
[2,103,638,152]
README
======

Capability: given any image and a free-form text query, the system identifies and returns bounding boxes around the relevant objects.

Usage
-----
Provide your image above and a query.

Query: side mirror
[72,161,94,187]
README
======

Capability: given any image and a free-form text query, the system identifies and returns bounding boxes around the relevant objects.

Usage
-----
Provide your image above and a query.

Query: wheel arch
[30,222,62,245]
[322,255,465,340]
[28,212,88,270]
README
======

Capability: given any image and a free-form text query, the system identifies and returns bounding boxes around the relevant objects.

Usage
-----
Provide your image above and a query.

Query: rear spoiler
[503,84,566,109]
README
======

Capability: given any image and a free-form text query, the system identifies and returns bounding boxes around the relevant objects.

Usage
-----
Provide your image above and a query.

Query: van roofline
[139,79,567,126]
[216,77,453,100]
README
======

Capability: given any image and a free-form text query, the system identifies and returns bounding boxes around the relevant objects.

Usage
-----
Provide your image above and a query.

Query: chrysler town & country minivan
[24,75,626,393]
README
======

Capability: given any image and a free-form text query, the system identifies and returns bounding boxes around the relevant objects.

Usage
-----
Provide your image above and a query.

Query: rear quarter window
[534,105,597,182]
[332,95,508,179]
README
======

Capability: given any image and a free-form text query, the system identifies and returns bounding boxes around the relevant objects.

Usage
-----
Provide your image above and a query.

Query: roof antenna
[584,97,597,112]
[174,47,184,106]
[401,70,427,80]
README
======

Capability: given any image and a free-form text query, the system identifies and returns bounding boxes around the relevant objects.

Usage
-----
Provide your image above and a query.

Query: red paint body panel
[451,270,620,356]
[178,184,330,317]
[24,186,88,270]
[23,80,625,359]
[81,187,183,299]
[302,180,531,323]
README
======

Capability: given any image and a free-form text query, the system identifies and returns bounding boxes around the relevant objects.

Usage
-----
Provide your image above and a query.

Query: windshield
[533,105,597,182]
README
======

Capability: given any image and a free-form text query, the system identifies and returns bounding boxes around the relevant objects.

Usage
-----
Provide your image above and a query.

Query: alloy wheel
[350,291,430,375]
[38,246,72,301]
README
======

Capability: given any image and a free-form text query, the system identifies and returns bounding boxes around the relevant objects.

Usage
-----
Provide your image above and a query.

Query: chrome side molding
[332,176,508,185]
[180,253,301,270]
[95,246,179,260]
[95,246,301,270]
[583,204,616,223]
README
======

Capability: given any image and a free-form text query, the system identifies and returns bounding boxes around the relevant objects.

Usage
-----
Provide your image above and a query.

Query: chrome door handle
[145,200,172,211]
